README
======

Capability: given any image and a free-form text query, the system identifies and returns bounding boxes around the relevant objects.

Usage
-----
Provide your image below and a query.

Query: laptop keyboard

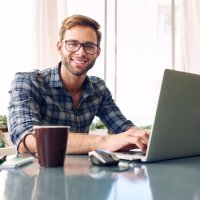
[113,149,146,161]
[122,150,145,156]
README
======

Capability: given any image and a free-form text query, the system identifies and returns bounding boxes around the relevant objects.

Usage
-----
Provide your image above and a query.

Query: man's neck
[60,65,86,95]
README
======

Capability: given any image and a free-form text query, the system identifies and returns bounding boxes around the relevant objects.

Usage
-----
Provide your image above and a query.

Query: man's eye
[85,44,95,49]
[70,42,79,47]
[68,42,79,47]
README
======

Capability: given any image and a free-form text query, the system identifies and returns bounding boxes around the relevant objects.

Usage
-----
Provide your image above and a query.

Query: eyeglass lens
[65,41,98,54]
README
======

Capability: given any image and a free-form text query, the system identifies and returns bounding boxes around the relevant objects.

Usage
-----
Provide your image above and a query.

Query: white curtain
[180,0,200,74]
[34,0,67,69]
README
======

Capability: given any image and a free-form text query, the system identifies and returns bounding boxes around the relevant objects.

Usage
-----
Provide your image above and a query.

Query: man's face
[58,26,100,77]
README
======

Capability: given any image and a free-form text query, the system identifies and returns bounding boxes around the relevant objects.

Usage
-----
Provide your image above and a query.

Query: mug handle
[23,133,38,158]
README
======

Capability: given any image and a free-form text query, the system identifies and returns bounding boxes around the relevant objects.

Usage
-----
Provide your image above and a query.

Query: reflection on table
[1,155,200,200]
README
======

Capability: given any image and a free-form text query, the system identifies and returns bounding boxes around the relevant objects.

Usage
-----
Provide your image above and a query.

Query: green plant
[90,118,106,130]
[0,115,7,129]
[0,130,6,148]
[140,124,152,131]
[95,119,106,129]
[0,115,8,133]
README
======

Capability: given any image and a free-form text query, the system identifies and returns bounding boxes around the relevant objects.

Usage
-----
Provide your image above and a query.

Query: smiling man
[8,14,149,154]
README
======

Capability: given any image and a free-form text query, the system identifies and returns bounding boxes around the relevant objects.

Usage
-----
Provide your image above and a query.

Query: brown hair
[59,14,102,45]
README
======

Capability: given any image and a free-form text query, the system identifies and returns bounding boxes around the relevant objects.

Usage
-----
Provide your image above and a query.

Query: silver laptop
[114,69,200,162]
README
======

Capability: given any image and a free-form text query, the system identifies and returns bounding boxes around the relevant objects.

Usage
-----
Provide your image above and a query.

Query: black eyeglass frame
[62,40,99,55]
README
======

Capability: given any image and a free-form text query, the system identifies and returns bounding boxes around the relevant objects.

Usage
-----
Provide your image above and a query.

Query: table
[0,155,200,200]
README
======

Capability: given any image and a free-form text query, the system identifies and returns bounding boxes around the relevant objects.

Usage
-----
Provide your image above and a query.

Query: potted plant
[0,130,7,148]
[0,115,8,148]
[90,118,108,135]
[0,115,8,132]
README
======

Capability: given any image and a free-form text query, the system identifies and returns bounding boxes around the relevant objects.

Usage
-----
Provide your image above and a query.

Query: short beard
[61,54,96,76]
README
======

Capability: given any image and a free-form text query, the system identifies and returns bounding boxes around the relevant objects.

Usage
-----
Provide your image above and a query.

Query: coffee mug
[23,125,70,167]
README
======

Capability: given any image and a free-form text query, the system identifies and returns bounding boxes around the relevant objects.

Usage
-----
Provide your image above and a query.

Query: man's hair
[59,14,102,45]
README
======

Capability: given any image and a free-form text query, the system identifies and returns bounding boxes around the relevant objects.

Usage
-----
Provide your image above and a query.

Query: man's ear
[97,47,101,57]
[57,41,62,53]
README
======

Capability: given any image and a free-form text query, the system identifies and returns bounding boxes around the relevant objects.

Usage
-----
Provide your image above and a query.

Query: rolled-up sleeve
[8,72,41,148]
[95,80,134,133]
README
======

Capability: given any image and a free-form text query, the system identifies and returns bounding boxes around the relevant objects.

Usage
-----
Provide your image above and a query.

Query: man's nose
[76,45,86,55]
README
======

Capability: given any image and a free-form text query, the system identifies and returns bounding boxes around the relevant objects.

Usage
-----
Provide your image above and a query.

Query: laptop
[114,69,200,162]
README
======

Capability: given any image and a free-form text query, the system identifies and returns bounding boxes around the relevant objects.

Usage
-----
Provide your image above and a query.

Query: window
[116,0,177,125]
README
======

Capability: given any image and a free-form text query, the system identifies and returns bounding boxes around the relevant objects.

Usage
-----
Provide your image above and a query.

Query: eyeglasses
[63,40,99,55]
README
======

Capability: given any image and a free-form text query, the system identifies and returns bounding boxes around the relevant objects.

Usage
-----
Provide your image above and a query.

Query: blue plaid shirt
[8,62,134,147]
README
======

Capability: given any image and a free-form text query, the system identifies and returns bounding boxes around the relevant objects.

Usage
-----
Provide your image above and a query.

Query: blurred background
[0,0,199,126]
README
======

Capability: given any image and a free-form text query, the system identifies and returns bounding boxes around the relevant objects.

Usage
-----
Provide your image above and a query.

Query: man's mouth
[71,58,87,65]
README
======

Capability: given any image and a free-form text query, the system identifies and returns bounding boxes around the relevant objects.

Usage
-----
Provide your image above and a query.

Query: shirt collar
[49,62,63,87]
[84,76,94,91]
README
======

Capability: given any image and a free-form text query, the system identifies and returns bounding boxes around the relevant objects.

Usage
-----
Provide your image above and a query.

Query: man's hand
[104,126,150,152]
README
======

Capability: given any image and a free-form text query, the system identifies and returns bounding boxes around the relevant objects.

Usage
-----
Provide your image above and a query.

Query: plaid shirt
[8,62,134,147]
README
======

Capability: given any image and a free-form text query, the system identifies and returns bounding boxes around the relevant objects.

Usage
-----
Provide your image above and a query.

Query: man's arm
[18,132,106,154]
[67,126,149,154]
[18,126,149,154]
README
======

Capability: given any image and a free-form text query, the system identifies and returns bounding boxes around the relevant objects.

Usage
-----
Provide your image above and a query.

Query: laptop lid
[115,69,200,162]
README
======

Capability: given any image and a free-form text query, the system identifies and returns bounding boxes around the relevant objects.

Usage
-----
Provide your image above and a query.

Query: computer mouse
[89,149,120,166]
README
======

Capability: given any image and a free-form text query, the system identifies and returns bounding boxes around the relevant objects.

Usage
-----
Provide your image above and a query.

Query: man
[8,14,149,154]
